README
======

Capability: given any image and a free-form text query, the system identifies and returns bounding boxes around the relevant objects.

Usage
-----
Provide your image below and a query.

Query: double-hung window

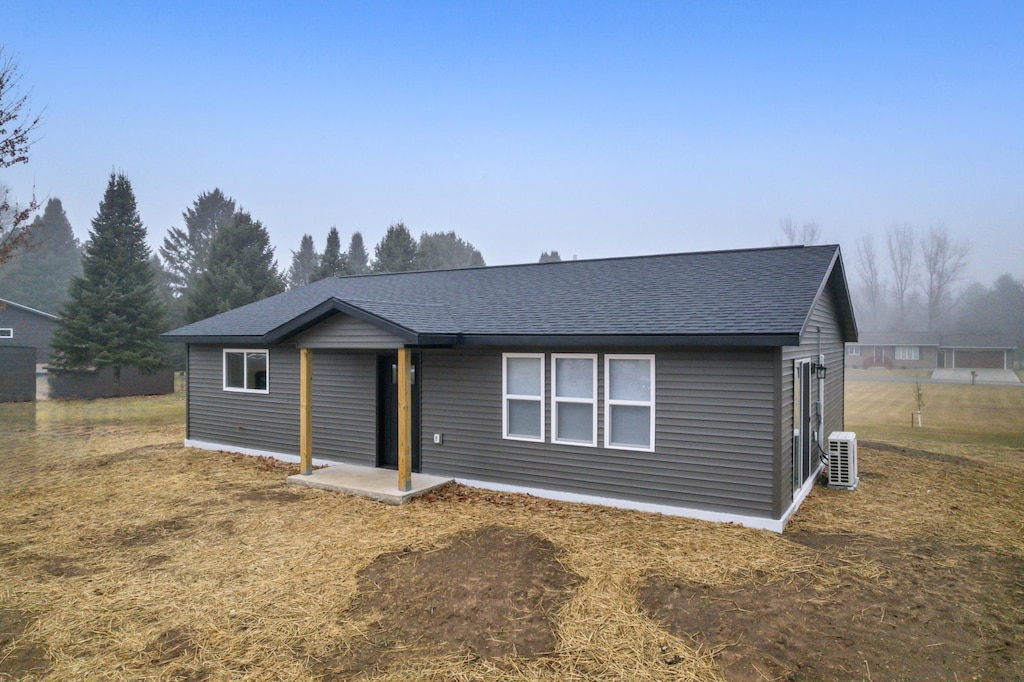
[503,353,544,441]
[552,354,597,446]
[895,346,920,361]
[846,345,861,356]
[223,349,269,393]
[604,355,655,451]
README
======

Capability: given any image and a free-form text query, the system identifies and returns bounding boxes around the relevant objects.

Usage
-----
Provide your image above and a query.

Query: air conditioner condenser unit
[827,431,859,490]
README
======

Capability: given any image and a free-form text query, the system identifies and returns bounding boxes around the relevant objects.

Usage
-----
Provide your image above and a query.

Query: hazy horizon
[4,2,1021,287]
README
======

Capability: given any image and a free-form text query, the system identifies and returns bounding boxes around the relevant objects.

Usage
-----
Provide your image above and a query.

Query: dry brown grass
[1,382,1021,680]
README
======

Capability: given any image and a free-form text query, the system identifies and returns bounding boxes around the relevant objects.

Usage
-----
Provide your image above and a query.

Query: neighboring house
[163,245,857,532]
[0,298,60,364]
[846,332,1016,370]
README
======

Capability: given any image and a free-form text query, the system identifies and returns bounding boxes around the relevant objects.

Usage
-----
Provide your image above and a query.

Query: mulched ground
[639,532,1024,681]
[2,400,1022,681]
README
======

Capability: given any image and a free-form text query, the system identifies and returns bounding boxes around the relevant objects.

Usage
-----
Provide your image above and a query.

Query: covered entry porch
[293,345,427,498]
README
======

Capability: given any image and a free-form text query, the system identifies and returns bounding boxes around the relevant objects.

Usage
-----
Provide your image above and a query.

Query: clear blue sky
[3,1,1022,283]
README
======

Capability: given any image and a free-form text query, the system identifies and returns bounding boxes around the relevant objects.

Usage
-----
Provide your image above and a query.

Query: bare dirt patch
[113,514,193,548]
[640,532,1024,681]
[0,608,49,678]
[315,525,581,678]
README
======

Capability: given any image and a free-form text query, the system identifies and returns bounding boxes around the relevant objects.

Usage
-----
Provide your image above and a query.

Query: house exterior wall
[0,304,58,364]
[294,314,404,349]
[843,345,936,370]
[309,350,377,464]
[418,346,778,519]
[780,284,846,514]
[187,345,301,455]
[944,349,1009,370]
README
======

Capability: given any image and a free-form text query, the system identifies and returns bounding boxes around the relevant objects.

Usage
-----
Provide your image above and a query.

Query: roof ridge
[327,243,840,279]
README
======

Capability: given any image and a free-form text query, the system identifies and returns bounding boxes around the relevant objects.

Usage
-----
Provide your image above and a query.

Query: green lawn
[846,379,1024,461]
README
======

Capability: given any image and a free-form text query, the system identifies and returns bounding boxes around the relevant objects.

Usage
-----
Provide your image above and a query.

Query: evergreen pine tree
[414,231,485,270]
[50,173,167,380]
[346,231,369,275]
[159,188,235,298]
[288,233,321,288]
[539,251,562,263]
[186,211,285,322]
[372,223,417,273]
[0,197,82,313]
[313,226,346,280]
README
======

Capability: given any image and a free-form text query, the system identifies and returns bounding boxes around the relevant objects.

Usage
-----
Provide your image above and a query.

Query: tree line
[0,173,488,375]
[780,218,1021,352]
[284,223,485,289]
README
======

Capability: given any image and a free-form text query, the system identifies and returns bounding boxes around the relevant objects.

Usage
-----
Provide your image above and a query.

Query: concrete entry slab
[286,462,453,505]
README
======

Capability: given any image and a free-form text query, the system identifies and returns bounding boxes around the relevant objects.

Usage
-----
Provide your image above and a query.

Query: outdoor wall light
[811,363,828,380]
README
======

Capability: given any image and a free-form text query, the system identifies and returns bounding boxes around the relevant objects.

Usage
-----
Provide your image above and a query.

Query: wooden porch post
[397,348,412,492]
[299,347,313,475]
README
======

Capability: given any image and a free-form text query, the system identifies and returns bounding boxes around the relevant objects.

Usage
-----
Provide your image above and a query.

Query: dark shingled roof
[162,244,857,347]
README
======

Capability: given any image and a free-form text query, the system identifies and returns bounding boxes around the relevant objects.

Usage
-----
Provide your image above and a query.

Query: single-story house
[0,298,60,364]
[163,244,857,532]
[846,332,1016,370]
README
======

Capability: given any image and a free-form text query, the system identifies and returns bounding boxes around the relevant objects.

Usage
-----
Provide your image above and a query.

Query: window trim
[223,349,270,394]
[552,353,598,447]
[846,345,861,356]
[894,346,920,361]
[0,328,12,339]
[502,352,545,442]
[604,354,656,452]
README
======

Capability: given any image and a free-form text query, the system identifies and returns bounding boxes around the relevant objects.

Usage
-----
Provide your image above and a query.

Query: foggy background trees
[0,198,82,313]
[853,222,979,334]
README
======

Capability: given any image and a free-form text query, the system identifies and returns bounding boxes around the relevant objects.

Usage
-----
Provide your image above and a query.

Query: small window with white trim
[846,345,861,356]
[503,353,544,441]
[553,354,597,446]
[894,346,920,361]
[223,349,269,393]
[0,328,12,339]
[605,354,655,451]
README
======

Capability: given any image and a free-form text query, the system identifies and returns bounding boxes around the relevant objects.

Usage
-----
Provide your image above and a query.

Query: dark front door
[376,352,421,471]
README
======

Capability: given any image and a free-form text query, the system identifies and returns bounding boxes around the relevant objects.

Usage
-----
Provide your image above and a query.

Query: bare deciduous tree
[855,234,885,330]
[886,223,916,328]
[777,217,822,246]
[0,46,42,265]
[920,224,969,330]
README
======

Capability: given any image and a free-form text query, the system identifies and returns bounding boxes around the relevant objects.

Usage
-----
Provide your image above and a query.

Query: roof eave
[458,333,800,348]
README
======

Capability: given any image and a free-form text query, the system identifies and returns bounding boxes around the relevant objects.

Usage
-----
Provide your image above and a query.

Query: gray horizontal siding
[780,282,847,511]
[187,345,300,455]
[0,305,58,363]
[310,351,376,464]
[420,347,777,518]
[295,313,403,349]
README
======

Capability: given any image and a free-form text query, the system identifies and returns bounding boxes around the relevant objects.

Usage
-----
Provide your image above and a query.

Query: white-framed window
[894,346,920,361]
[846,345,861,356]
[223,349,269,393]
[604,354,655,452]
[552,354,597,446]
[0,328,12,339]
[503,353,545,442]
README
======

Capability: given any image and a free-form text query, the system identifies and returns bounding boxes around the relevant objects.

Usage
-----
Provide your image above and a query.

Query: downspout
[816,327,824,442]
